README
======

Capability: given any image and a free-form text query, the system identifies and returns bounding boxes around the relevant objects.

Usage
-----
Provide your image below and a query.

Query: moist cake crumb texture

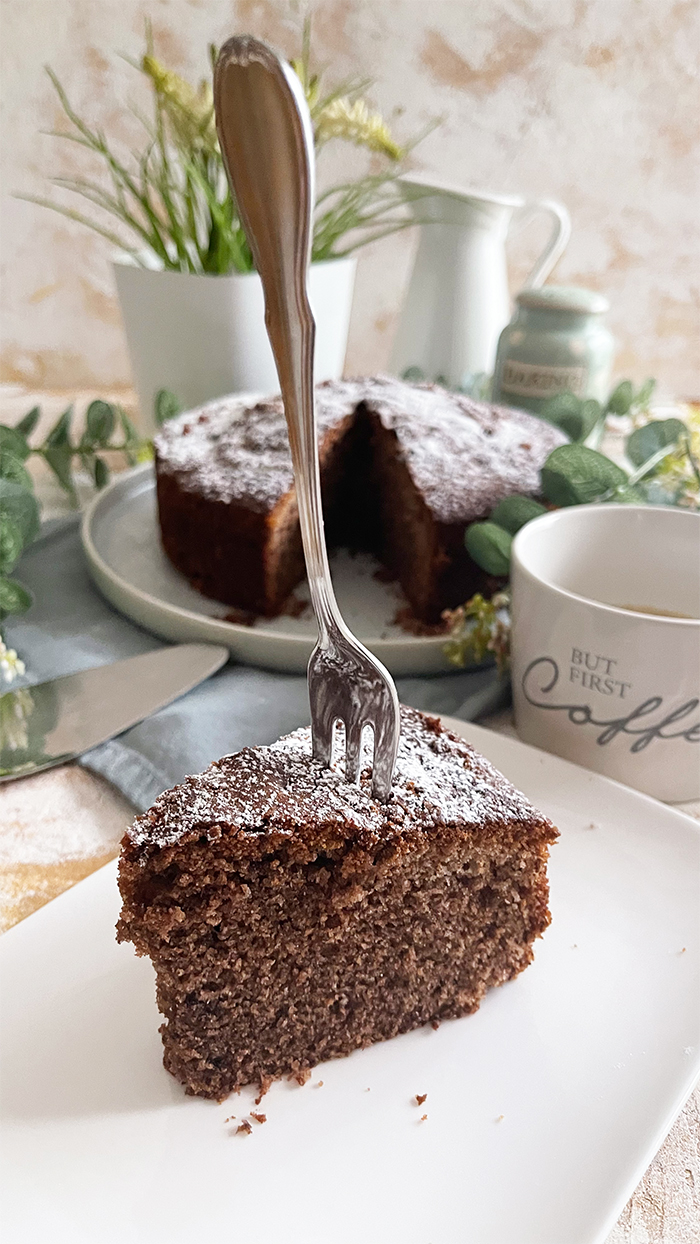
[117,707,558,1100]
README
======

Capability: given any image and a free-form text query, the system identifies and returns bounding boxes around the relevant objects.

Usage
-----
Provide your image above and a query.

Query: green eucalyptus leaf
[117,407,141,465]
[0,513,24,574]
[45,405,73,447]
[93,456,110,488]
[627,442,682,485]
[0,451,31,490]
[634,377,656,407]
[401,366,425,383]
[541,444,628,507]
[538,391,580,428]
[0,576,32,616]
[0,480,40,545]
[43,443,77,502]
[489,495,547,534]
[465,521,512,576]
[539,392,580,419]
[154,389,183,426]
[625,419,685,468]
[580,398,603,438]
[538,391,602,442]
[635,476,683,506]
[612,483,646,504]
[85,399,115,446]
[606,380,634,416]
[556,402,599,442]
[0,425,31,462]
[118,407,139,442]
[15,406,41,438]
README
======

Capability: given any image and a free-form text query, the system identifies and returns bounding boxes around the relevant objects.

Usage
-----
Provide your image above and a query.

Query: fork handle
[214,36,341,645]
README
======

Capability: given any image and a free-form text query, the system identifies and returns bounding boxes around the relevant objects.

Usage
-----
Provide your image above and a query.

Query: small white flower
[0,641,25,684]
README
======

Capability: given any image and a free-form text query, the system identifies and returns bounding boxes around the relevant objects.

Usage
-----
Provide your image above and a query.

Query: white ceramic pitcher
[390,174,571,388]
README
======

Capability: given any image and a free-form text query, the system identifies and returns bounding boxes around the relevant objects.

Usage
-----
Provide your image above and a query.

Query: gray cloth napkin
[5,517,509,812]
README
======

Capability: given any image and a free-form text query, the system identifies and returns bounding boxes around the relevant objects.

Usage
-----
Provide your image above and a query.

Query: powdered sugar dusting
[154,376,565,523]
[154,384,360,513]
[126,707,547,853]
[358,377,566,525]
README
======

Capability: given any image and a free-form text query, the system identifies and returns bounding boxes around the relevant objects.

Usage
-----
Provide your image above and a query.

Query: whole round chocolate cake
[155,375,565,622]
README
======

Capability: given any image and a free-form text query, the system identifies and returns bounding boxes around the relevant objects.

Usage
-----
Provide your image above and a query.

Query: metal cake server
[0,643,228,782]
[214,35,400,800]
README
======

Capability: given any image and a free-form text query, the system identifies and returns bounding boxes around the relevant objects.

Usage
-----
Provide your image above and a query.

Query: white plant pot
[114,256,357,432]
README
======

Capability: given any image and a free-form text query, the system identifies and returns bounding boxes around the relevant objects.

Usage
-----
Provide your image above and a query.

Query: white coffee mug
[511,505,700,802]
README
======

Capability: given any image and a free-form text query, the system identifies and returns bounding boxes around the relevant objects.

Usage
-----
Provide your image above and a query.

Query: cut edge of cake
[117,707,558,1100]
[154,376,566,622]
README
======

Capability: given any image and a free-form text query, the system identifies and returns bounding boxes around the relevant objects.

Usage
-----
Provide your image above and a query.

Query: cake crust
[155,376,565,620]
[117,708,558,1100]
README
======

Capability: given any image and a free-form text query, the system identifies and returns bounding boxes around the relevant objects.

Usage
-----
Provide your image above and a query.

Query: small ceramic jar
[492,285,614,415]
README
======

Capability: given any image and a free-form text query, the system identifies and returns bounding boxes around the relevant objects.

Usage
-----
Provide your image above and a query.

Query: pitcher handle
[516,199,571,290]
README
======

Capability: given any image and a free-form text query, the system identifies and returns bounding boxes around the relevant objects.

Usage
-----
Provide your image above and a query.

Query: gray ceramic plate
[81,464,467,675]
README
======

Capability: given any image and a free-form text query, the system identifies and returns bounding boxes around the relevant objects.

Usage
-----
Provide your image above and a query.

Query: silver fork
[214,35,400,800]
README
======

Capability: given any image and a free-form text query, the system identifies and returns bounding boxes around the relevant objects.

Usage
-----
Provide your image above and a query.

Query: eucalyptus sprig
[445,385,698,670]
[463,409,696,583]
[0,394,162,645]
[535,377,656,446]
[2,399,153,506]
[0,477,39,628]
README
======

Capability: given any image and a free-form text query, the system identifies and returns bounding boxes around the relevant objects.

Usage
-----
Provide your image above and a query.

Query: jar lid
[516,285,609,315]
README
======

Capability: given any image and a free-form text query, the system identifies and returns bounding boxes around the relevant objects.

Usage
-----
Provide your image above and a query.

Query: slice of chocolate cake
[117,708,558,1100]
[155,376,565,622]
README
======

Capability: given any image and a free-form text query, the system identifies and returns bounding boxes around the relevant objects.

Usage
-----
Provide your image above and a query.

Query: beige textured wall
[1,0,699,401]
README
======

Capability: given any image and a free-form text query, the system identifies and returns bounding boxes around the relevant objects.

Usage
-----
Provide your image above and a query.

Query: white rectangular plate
[1,719,698,1244]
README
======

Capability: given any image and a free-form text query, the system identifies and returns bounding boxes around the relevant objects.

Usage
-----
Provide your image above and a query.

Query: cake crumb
[250,1112,267,1124]
[586,822,597,830]
[236,1120,252,1135]
[394,606,449,638]
[222,606,257,627]
[224,1115,236,1123]
[415,1093,427,1105]
[281,593,310,619]
[291,1067,311,1086]
[431,1020,440,1031]
[571,943,578,949]
[419,1114,428,1122]
[680,947,687,954]
[496,1114,504,1123]
[254,1075,272,1105]
[315,1080,324,1087]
